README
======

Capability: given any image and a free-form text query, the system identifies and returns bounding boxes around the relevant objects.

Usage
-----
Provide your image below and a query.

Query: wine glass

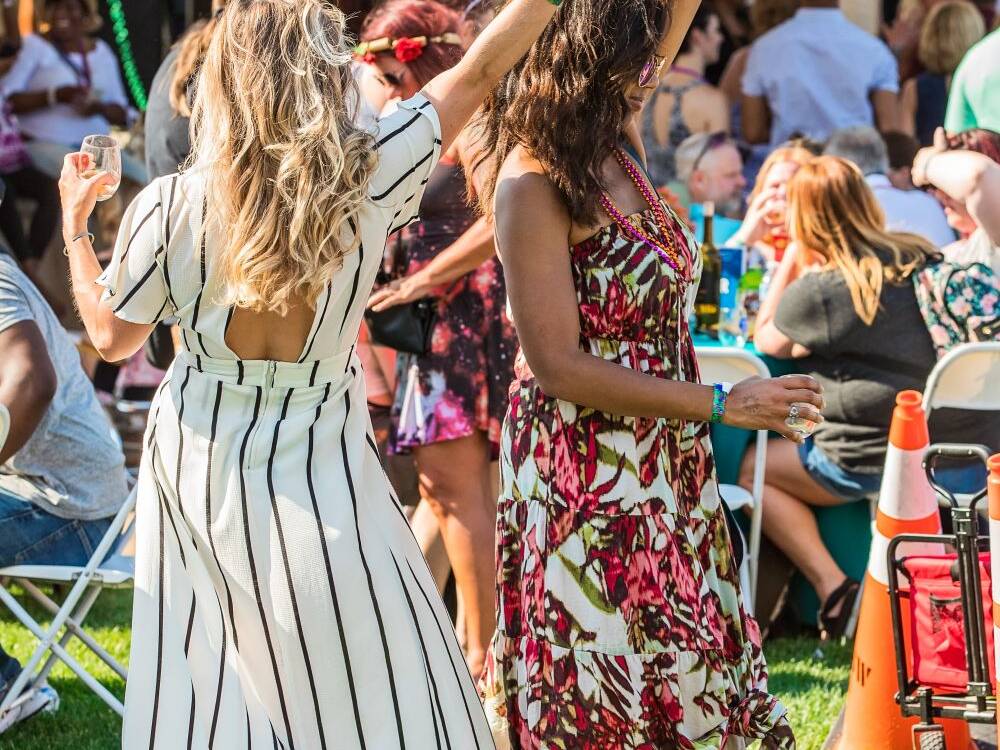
[786,403,817,437]
[78,135,121,203]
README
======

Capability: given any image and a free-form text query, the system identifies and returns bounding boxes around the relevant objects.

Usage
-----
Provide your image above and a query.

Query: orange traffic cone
[989,453,1000,745]
[831,391,973,750]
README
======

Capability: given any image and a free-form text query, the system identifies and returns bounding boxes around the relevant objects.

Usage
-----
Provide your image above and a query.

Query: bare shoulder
[494,147,570,259]
[496,147,564,212]
[497,145,548,184]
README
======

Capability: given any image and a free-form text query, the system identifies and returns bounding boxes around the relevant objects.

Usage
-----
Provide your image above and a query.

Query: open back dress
[104,95,495,750]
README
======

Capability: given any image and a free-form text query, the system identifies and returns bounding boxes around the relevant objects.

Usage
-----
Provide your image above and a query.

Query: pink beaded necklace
[599,148,688,282]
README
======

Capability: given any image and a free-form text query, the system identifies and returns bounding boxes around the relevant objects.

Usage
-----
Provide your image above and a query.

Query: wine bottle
[695,202,721,335]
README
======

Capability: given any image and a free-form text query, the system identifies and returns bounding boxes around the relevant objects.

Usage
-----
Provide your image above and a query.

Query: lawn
[0,589,852,749]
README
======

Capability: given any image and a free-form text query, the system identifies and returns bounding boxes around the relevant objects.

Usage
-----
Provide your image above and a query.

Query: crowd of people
[0,0,994,746]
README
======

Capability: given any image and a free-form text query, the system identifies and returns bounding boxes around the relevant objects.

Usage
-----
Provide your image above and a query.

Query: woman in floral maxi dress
[473,0,824,747]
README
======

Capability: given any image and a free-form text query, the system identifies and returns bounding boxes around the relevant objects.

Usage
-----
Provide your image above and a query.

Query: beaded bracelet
[710,383,728,424]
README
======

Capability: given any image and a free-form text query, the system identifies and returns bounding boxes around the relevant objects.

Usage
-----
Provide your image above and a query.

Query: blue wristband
[710,383,728,424]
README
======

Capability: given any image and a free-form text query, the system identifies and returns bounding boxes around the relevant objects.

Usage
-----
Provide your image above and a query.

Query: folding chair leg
[30,585,104,687]
[748,501,763,613]
[0,586,123,715]
[20,580,127,681]
[0,496,133,716]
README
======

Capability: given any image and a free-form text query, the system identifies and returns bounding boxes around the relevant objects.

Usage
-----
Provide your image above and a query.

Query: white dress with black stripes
[103,95,494,749]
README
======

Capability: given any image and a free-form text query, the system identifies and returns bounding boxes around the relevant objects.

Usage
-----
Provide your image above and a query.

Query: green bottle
[695,202,722,335]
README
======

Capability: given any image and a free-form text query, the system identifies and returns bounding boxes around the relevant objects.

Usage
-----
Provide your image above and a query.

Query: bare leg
[413,432,497,677]
[739,439,851,608]
[408,499,450,592]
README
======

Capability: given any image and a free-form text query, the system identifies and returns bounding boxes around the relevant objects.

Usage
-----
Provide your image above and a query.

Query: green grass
[765,637,853,749]
[0,588,852,749]
[0,587,127,750]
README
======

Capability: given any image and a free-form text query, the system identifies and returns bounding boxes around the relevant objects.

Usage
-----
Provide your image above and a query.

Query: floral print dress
[481,206,795,749]
[390,160,518,455]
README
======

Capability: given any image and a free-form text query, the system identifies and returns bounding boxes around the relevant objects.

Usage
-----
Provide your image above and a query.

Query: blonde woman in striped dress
[56,0,562,746]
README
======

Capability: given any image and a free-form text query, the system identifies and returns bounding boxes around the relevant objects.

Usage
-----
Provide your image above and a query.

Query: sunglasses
[380,70,407,89]
[692,131,730,172]
[364,62,407,90]
[638,54,667,89]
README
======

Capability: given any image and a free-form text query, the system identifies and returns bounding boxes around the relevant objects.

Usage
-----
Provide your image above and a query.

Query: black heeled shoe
[818,577,860,640]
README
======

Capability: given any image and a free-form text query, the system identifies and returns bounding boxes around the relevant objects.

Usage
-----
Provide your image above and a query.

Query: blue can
[719,246,745,311]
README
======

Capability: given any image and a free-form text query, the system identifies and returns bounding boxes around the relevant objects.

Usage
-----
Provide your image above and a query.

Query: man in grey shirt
[0,247,128,714]
[0,248,128,566]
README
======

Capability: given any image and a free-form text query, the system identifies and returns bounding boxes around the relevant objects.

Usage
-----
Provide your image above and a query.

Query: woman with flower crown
[361,0,516,680]
[474,0,820,746]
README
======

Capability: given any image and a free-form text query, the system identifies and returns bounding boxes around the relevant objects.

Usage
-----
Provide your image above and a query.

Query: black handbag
[365,296,437,355]
[364,232,438,355]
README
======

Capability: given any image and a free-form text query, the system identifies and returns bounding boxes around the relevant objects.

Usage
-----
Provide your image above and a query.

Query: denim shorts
[798,437,987,502]
[0,489,112,569]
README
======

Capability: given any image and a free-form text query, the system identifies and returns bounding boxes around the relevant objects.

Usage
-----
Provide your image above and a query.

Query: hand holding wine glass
[57,141,120,241]
[79,135,121,202]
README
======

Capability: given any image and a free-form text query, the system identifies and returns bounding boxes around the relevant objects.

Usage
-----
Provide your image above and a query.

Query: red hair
[361,0,464,88]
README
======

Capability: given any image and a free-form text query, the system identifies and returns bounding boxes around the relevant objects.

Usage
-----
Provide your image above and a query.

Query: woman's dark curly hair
[474,0,673,224]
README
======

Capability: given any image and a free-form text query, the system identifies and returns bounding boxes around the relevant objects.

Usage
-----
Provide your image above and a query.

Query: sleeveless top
[641,79,701,187]
[400,159,474,273]
[915,73,948,147]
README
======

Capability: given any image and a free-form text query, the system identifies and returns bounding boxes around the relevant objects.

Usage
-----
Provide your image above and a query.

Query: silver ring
[788,404,800,421]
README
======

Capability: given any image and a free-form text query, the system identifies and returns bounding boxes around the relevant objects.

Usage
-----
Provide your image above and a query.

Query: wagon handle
[923,444,991,510]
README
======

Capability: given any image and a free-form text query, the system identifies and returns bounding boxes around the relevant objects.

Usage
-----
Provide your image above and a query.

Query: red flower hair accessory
[394,38,425,63]
[354,34,461,65]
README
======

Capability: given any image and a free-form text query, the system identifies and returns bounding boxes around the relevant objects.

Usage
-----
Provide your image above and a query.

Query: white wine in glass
[79,134,122,202]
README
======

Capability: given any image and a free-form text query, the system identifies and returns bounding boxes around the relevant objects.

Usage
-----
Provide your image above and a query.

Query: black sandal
[818,577,860,640]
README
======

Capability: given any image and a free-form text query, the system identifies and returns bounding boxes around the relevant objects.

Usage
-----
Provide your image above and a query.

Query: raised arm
[496,152,821,441]
[60,154,157,362]
[914,129,1000,246]
[654,0,704,63]
[421,0,561,150]
[424,0,705,150]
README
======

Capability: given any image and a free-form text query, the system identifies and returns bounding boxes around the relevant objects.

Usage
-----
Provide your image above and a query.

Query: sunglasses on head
[692,131,730,172]
[638,54,667,89]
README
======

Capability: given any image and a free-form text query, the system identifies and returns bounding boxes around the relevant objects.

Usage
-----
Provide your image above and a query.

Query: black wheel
[918,727,946,750]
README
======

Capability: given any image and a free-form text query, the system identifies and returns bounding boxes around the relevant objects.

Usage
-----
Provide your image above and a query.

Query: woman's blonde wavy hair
[787,156,940,326]
[190,0,377,314]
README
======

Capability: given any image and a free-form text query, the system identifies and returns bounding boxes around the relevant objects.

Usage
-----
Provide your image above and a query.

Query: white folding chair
[923,341,1000,509]
[0,486,137,717]
[923,342,1000,414]
[695,347,770,613]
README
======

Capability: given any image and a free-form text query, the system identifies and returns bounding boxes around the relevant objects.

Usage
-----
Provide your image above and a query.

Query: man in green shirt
[945,27,1000,134]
